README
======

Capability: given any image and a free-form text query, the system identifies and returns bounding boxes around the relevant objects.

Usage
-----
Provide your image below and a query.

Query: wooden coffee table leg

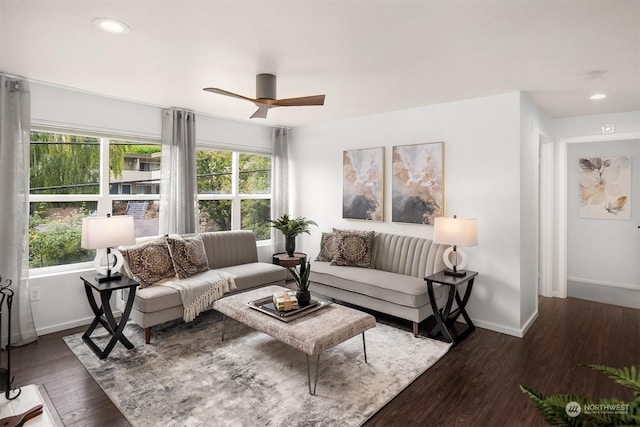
[306,354,321,395]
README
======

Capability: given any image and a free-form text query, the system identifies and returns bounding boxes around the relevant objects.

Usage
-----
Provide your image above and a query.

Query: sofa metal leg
[145,327,151,344]
[413,322,419,337]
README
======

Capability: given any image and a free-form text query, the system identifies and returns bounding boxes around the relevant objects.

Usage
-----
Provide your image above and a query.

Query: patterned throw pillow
[121,238,176,288]
[166,235,210,279]
[330,229,375,268]
[315,232,337,262]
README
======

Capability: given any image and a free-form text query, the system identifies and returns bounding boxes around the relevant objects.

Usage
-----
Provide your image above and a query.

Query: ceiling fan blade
[271,94,325,107]
[250,105,270,119]
[203,87,257,103]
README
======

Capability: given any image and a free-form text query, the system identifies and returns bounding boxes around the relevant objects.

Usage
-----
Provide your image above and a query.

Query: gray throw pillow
[166,235,210,279]
[121,238,176,288]
[331,229,375,268]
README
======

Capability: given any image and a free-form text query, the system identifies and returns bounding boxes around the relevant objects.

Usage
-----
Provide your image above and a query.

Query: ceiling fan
[203,73,325,119]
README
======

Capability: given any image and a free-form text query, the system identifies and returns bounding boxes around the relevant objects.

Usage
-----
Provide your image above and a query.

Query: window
[28,131,273,268]
[29,130,161,269]
[196,149,271,240]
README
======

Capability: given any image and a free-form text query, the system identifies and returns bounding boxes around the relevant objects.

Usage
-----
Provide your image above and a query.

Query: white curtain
[271,127,289,253]
[160,109,198,235]
[0,75,37,346]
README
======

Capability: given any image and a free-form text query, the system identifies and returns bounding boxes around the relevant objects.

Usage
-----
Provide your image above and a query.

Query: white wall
[554,111,640,139]
[519,95,554,331]
[566,139,639,308]
[28,82,273,335]
[290,92,535,336]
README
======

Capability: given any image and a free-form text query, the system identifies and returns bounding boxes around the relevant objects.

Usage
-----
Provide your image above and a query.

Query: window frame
[196,148,272,242]
[28,128,161,274]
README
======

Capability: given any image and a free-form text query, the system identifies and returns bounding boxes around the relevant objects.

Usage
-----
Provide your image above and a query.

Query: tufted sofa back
[371,232,447,278]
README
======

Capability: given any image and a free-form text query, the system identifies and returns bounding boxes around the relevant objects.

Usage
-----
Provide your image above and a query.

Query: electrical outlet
[30,287,40,302]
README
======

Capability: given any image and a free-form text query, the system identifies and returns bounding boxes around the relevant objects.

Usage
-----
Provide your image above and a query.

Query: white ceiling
[1,0,639,128]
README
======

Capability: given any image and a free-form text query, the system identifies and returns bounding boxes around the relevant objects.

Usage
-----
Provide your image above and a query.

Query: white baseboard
[36,311,122,336]
[520,309,539,337]
[568,276,639,291]
[567,279,639,309]
[473,318,526,338]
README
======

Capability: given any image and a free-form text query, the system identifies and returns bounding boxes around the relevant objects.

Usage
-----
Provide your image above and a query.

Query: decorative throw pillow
[165,235,210,279]
[121,238,176,288]
[315,232,337,262]
[330,229,375,268]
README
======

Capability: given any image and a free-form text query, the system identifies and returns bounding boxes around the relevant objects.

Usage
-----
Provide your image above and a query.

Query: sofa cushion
[331,229,375,268]
[315,232,337,262]
[132,263,287,313]
[216,263,287,291]
[310,261,434,308]
[166,235,210,279]
[121,238,176,288]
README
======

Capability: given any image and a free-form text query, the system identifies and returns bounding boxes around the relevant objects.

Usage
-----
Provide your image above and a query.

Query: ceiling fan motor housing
[256,73,276,100]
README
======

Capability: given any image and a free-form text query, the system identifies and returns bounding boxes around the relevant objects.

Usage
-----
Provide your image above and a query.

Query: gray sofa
[309,231,449,337]
[123,230,287,343]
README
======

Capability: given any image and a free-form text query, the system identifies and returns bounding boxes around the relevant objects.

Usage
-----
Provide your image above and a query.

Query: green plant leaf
[521,365,640,427]
[586,365,640,398]
[287,260,311,292]
[267,215,317,237]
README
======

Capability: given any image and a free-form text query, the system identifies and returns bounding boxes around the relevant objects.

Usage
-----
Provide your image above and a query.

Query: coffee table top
[212,285,376,355]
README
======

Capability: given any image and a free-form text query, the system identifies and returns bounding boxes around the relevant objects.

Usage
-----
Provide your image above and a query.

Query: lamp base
[95,272,123,283]
[443,269,467,278]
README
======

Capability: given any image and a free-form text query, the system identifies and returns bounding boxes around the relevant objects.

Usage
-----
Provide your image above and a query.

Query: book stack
[272,291,298,311]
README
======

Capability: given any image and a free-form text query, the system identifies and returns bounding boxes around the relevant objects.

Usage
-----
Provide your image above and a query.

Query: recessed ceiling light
[590,93,607,100]
[93,18,130,34]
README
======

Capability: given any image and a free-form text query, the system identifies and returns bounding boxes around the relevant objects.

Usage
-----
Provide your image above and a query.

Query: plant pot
[285,236,296,257]
[296,290,311,306]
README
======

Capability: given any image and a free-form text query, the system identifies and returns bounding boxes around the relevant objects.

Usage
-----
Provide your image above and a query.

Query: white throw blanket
[160,271,237,322]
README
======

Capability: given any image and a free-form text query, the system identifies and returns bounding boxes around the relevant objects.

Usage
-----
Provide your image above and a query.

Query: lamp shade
[81,215,136,249]
[433,216,478,247]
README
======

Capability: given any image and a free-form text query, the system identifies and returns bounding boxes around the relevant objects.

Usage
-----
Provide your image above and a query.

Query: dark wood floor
[10,296,639,426]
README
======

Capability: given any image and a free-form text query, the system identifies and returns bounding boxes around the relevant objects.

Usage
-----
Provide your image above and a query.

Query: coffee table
[212,285,376,395]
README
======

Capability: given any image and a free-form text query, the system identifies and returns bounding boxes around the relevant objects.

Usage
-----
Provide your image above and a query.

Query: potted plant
[288,260,312,306]
[267,214,317,256]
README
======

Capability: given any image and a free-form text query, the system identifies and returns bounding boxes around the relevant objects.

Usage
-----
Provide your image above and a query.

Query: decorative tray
[247,296,331,322]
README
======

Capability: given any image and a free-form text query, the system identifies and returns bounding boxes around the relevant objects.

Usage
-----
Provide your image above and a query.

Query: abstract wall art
[342,147,384,221]
[392,142,444,225]
[579,156,631,219]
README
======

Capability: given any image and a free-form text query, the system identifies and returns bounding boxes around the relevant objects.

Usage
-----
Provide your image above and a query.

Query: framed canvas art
[342,147,384,221]
[392,142,444,225]
[579,156,631,219]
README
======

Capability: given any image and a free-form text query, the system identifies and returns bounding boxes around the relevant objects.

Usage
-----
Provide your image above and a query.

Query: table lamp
[81,214,135,282]
[433,215,478,277]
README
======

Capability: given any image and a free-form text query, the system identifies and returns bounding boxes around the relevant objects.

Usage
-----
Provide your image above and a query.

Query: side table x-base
[424,270,477,345]
[81,275,139,359]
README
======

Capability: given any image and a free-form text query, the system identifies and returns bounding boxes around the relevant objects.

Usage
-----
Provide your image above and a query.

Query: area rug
[64,310,450,427]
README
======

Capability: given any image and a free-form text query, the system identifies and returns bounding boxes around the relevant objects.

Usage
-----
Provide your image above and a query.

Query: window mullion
[231,151,241,230]
[99,137,111,216]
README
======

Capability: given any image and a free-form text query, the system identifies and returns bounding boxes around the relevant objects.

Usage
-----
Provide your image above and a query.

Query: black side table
[424,270,478,345]
[81,275,139,359]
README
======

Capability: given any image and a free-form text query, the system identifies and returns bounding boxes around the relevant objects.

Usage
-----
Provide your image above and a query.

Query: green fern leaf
[586,365,640,398]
